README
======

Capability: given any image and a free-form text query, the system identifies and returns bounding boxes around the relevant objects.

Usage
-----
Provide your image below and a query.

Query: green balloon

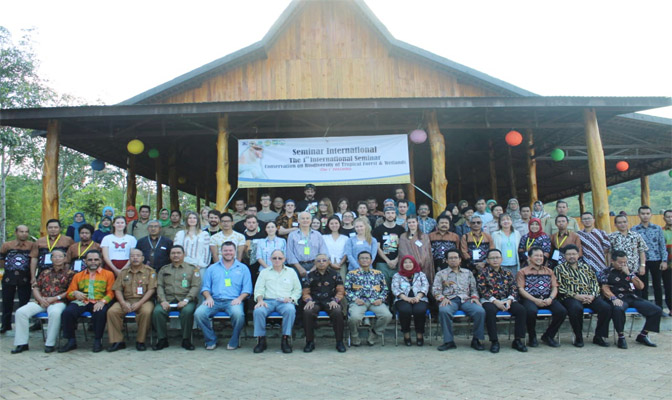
[550,148,565,162]
[669,170,672,178]
[148,148,160,159]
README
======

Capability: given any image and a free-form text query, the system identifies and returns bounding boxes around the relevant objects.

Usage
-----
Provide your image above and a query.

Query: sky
[2,0,671,117]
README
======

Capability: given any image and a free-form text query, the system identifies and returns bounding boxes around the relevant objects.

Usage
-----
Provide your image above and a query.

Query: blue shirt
[632,223,668,262]
[201,260,252,300]
[344,236,379,271]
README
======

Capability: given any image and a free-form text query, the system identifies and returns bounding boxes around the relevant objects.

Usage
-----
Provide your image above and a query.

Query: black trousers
[640,260,671,310]
[61,302,110,340]
[302,302,344,342]
[561,297,611,338]
[1,282,31,328]
[483,301,526,341]
[611,295,662,334]
[521,298,567,338]
[395,300,428,334]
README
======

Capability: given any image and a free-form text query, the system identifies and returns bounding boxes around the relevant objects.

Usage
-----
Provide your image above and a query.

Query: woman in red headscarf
[517,217,551,266]
[391,255,430,346]
[125,205,138,225]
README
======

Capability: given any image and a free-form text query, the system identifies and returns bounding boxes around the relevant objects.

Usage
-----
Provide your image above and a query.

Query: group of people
[1,183,670,355]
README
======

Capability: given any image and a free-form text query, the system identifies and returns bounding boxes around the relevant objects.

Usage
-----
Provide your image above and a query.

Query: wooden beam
[579,192,586,214]
[407,139,416,206]
[584,108,610,232]
[425,110,447,217]
[526,129,538,206]
[216,114,231,212]
[640,175,650,206]
[169,147,179,211]
[247,188,257,208]
[126,155,137,208]
[488,139,498,203]
[41,120,60,236]
[155,157,163,217]
[507,146,517,199]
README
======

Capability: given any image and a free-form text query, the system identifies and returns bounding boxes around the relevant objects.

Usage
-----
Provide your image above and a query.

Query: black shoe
[136,342,146,351]
[11,345,29,354]
[471,338,485,351]
[437,341,457,351]
[58,339,77,353]
[617,337,628,349]
[0,326,10,334]
[416,337,424,347]
[592,336,609,347]
[541,335,560,348]
[403,336,412,346]
[152,338,169,351]
[528,335,539,347]
[573,336,584,348]
[336,341,346,353]
[281,335,293,353]
[635,334,657,347]
[490,341,500,353]
[303,341,315,353]
[44,346,55,353]
[107,342,127,352]
[253,337,267,353]
[181,339,195,351]
[93,339,103,353]
[512,339,528,352]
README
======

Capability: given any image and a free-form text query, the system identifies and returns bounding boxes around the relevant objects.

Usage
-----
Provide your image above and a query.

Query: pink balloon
[409,129,427,144]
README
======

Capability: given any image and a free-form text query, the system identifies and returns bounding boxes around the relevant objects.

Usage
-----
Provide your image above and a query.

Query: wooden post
[407,140,416,205]
[579,192,586,214]
[457,164,463,201]
[41,120,60,236]
[155,157,163,217]
[216,114,232,212]
[247,188,258,207]
[169,147,179,211]
[488,139,498,202]
[640,175,650,206]
[526,129,538,206]
[584,108,610,232]
[425,110,448,217]
[507,146,517,199]
[196,185,201,214]
[126,155,137,209]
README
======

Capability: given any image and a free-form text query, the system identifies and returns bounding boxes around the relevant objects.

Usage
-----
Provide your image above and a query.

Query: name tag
[298,240,306,245]
[160,246,167,250]
[44,254,52,264]
[357,240,364,245]
[292,222,299,227]
[552,250,561,261]
[137,286,144,295]
[225,278,232,287]
[181,279,189,288]
[304,247,310,255]
[506,250,513,258]
[73,260,83,272]
[472,249,481,260]
[349,232,356,238]
[629,282,635,290]
[415,240,423,247]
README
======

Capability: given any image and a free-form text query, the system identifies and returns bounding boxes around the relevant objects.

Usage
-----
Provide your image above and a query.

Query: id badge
[181,279,189,288]
[472,249,481,260]
[506,250,513,258]
[292,222,299,227]
[552,250,561,261]
[44,254,52,264]
[73,260,83,272]
[304,247,310,255]
[298,240,306,245]
[415,240,423,247]
[349,232,356,238]
[137,286,144,295]
[225,278,232,287]
[357,240,364,245]
[629,282,635,290]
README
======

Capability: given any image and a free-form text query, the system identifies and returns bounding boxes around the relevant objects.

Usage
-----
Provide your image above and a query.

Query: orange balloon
[616,161,629,172]
[505,130,523,146]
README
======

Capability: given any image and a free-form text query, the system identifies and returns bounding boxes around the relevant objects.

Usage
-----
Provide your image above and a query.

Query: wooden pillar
[526,129,538,206]
[584,108,610,232]
[247,188,258,207]
[196,185,201,214]
[169,147,179,211]
[41,120,60,236]
[216,114,231,212]
[579,192,586,214]
[640,175,650,206]
[488,139,498,202]
[204,188,210,206]
[126,155,137,209]
[507,146,517,199]
[406,141,416,205]
[155,157,163,217]
[425,110,447,217]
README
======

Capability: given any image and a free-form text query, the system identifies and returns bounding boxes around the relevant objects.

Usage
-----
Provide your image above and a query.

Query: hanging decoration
[178,177,187,184]
[148,148,160,159]
[550,148,565,162]
[90,159,105,171]
[409,129,427,144]
[505,130,523,146]
[127,139,145,155]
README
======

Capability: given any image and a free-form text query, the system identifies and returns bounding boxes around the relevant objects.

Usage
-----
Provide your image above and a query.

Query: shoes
[437,341,457,351]
[541,334,560,348]
[617,337,628,349]
[490,341,500,353]
[528,335,539,347]
[206,343,218,350]
[44,346,55,353]
[0,326,10,334]
[58,339,77,353]
[416,336,424,347]
[336,341,346,353]
[11,344,29,354]
[512,339,528,353]
[107,342,126,352]
[226,344,237,350]
[367,330,379,346]
[351,334,361,347]
[281,335,293,353]
[592,336,609,347]
[635,334,656,347]
[403,336,412,347]
[136,342,146,351]
[93,339,103,353]
[303,341,315,353]
[181,339,195,351]
[471,338,485,351]
[573,336,584,348]
[253,337,267,353]
[152,338,169,351]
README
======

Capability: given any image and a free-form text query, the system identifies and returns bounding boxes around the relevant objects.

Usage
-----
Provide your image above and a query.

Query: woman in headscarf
[517,218,551,266]
[506,198,522,222]
[391,255,429,346]
[532,201,550,220]
[125,205,138,225]
[93,216,112,244]
[98,206,115,229]
[158,208,171,227]
[65,212,86,242]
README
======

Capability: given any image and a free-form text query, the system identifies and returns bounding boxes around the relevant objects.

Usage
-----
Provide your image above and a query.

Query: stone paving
[1,317,671,399]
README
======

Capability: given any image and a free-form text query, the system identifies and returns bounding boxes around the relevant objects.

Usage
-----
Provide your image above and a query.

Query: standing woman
[518,218,551,266]
[532,201,550,220]
[200,206,212,229]
[101,216,137,276]
[93,216,112,244]
[506,199,522,223]
[339,211,356,237]
[158,208,171,228]
[491,214,522,275]
[125,206,138,225]
[317,198,334,232]
[391,255,429,346]
[334,198,355,221]
[98,206,115,229]
[344,217,378,273]
[398,215,435,284]
[310,217,323,233]
[66,212,87,242]
[256,221,286,282]
[174,211,211,269]
[322,216,348,281]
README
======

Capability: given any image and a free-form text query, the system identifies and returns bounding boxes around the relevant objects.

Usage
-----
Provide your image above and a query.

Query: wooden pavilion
[1,0,670,234]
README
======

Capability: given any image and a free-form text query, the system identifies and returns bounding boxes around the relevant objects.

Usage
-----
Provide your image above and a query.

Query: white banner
[237,134,410,188]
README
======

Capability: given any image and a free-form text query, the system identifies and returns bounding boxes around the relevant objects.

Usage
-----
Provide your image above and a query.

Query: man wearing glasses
[460,215,494,272]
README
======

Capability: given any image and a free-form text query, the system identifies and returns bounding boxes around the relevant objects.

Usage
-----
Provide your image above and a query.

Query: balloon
[127,139,144,155]
[90,159,105,171]
[178,177,187,184]
[669,170,672,178]
[607,189,612,196]
[616,161,629,172]
[505,130,523,146]
[409,129,427,144]
[148,148,160,159]
[550,148,565,162]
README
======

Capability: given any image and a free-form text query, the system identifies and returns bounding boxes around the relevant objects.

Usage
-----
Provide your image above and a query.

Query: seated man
[252,250,302,354]
[555,244,611,347]
[344,251,392,346]
[195,241,252,351]
[602,250,662,349]
[516,246,568,348]
[433,249,486,351]
[477,249,527,353]
[152,245,201,351]
[59,250,115,353]
[302,254,346,353]
[106,248,157,352]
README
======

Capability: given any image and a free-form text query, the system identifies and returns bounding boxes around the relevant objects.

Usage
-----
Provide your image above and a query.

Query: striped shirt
[576,229,611,274]
[555,261,600,299]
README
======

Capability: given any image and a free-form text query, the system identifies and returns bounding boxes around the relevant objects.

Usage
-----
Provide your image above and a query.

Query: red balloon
[505,130,523,146]
[616,161,629,172]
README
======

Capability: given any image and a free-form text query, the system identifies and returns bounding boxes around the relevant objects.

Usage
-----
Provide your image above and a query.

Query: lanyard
[149,237,161,251]
[556,233,568,248]
[78,241,94,258]
[471,232,484,249]
[47,234,61,252]
[526,237,536,250]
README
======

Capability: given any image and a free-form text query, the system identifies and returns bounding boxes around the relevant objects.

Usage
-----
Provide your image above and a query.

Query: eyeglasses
[271,257,284,260]
[316,259,329,263]
[471,221,482,225]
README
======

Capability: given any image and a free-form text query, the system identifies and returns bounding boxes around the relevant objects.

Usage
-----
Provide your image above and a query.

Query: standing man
[663,209,672,316]
[210,212,246,262]
[357,201,378,228]
[106,248,157,351]
[161,210,185,241]
[301,254,346,353]
[433,249,486,351]
[366,197,384,218]
[514,205,532,236]
[59,250,115,353]
[65,224,101,272]
[396,200,409,229]
[136,220,173,272]
[30,219,74,283]
[257,193,279,223]
[631,206,669,309]
[429,215,461,272]
[204,210,222,236]
[549,215,583,268]
[372,206,406,291]
[460,215,494,273]
[473,198,493,225]
[577,212,611,278]
[416,203,436,234]
[455,207,474,237]
[152,246,201,351]
[286,211,329,277]
[555,245,611,347]
[1,225,33,333]
[233,205,265,233]
[483,205,504,234]
[296,184,318,216]
[608,214,648,275]
[543,200,579,235]
[232,199,247,223]
[131,205,152,240]
[276,199,299,237]
[393,186,416,216]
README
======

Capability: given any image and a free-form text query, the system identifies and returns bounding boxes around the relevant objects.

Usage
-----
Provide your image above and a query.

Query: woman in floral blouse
[391,255,429,346]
